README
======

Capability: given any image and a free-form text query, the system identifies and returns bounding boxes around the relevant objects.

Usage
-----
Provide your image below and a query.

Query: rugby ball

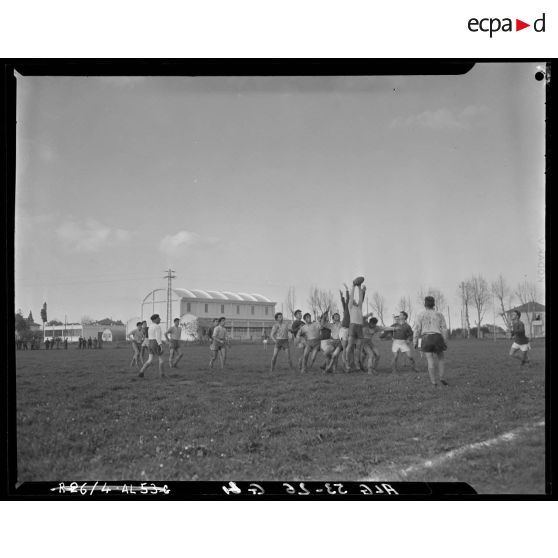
[353,276,365,286]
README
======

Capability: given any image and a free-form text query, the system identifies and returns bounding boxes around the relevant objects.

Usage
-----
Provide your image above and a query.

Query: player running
[165,318,184,368]
[127,321,145,369]
[413,296,448,387]
[270,312,293,372]
[138,314,166,378]
[389,311,418,373]
[209,317,228,370]
[509,310,531,367]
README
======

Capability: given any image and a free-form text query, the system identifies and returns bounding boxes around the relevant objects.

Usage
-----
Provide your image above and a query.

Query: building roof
[507,302,545,313]
[173,288,273,303]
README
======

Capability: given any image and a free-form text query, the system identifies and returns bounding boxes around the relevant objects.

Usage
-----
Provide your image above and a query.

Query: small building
[505,302,545,338]
[42,323,126,343]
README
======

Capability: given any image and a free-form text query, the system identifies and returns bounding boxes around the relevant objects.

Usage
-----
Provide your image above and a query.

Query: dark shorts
[275,339,289,350]
[148,340,163,355]
[420,333,447,354]
[210,342,224,352]
[170,339,180,350]
[306,338,321,350]
[349,323,364,339]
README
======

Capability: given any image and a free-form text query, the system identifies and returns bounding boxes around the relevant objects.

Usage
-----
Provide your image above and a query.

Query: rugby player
[140,320,149,360]
[270,312,293,372]
[296,312,323,373]
[509,310,531,367]
[321,311,343,373]
[338,286,351,369]
[127,321,144,369]
[138,314,166,378]
[413,296,448,387]
[346,280,366,372]
[165,318,183,368]
[209,317,228,370]
[390,311,418,373]
[290,309,306,370]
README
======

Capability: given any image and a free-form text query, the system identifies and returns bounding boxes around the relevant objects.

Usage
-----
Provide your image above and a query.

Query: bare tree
[307,285,321,320]
[397,296,414,324]
[515,280,542,338]
[491,274,514,330]
[370,291,386,325]
[308,285,338,319]
[456,281,473,337]
[468,275,490,339]
[285,286,296,318]
[81,315,96,325]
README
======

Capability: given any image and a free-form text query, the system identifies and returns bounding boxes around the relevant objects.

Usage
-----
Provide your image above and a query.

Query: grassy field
[15,338,546,494]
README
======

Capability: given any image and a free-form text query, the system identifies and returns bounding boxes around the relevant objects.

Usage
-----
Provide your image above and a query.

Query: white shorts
[511,342,531,352]
[339,327,349,342]
[392,339,411,353]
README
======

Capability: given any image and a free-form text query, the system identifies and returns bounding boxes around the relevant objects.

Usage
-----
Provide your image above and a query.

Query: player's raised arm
[359,285,366,305]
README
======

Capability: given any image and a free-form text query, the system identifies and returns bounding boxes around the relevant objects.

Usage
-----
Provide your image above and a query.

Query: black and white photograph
[9,61,547,496]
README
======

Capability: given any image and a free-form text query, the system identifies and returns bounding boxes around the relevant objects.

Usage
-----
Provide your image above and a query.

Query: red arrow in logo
[516,19,530,31]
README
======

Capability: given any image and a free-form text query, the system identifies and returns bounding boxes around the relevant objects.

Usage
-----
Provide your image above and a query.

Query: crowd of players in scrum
[127,277,533,388]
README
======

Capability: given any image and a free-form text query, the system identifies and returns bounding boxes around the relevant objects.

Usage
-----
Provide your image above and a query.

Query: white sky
[14,63,545,326]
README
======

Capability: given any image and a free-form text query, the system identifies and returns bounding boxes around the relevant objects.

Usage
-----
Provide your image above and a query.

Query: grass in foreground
[15,338,546,493]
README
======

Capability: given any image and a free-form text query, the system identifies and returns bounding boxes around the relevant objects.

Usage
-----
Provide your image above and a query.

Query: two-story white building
[140,288,277,341]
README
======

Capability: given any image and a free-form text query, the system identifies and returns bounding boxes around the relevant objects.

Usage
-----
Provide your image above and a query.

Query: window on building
[236,305,240,314]
[251,306,255,315]
[221,304,225,314]
[205,304,208,313]
[186,302,191,313]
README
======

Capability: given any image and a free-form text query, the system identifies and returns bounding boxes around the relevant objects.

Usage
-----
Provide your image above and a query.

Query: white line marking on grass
[366,419,545,481]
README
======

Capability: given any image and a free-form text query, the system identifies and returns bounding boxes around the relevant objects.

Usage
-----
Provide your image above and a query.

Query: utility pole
[164,269,176,331]
[492,293,496,342]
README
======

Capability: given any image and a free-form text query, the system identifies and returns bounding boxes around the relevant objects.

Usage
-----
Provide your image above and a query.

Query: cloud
[391,105,490,130]
[56,218,135,252]
[159,230,221,256]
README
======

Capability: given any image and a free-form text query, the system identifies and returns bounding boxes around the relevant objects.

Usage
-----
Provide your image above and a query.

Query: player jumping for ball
[346,277,366,372]
[165,318,184,369]
[270,312,294,372]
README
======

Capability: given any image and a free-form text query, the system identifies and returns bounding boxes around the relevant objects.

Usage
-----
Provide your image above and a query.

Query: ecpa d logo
[468,13,545,37]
